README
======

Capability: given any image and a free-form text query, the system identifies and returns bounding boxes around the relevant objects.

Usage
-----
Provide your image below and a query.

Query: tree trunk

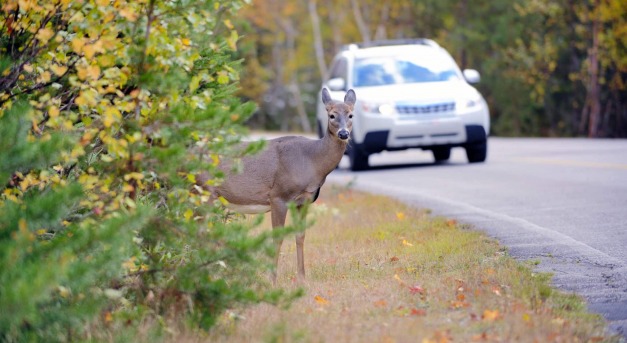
[280,18,312,133]
[350,0,370,43]
[308,0,328,79]
[373,3,389,41]
[587,0,601,138]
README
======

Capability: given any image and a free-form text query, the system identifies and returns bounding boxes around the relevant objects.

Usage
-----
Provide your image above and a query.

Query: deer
[209,88,356,283]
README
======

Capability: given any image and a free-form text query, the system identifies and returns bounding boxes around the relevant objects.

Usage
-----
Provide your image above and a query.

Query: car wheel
[432,147,451,162]
[465,141,487,163]
[349,144,369,171]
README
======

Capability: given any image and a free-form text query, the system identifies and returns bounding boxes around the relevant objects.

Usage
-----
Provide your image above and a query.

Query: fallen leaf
[457,293,466,301]
[402,239,413,247]
[394,274,406,286]
[409,284,425,294]
[390,256,400,262]
[396,212,405,220]
[450,300,470,309]
[482,309,500,321]
[374,299,387,307]
[411,308,426,316]
[314,295,329,305]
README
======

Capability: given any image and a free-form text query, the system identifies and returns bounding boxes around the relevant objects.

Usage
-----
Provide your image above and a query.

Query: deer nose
[338,129,350,140]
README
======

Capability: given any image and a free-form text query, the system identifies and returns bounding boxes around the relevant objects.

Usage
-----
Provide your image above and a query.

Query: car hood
[353,81,480,104]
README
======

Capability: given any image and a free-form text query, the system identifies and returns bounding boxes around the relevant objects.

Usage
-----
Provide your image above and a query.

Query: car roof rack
[341,38,439,51]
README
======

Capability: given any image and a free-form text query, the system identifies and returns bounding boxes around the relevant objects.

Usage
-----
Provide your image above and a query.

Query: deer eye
[329,114,335,119]
[349,114,353,119]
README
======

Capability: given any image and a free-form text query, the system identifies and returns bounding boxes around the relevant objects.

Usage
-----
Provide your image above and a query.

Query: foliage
[237,0,626,137]
[0,0,297,340]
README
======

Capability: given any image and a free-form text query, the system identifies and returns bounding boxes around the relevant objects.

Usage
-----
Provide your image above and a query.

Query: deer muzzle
[338,129,350,140]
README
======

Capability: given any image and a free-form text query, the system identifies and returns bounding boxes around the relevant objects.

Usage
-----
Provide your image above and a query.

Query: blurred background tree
[237,0,626,138]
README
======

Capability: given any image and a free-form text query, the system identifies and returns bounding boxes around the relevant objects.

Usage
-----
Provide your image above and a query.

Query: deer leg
[295,205,308,281]
[295,231,306,281]
[270,200,288,285]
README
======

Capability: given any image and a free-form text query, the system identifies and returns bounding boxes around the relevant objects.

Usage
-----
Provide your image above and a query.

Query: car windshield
[353,54,460,87]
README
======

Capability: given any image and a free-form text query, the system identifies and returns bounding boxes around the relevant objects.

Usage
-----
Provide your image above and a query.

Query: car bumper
[353,109,488,153]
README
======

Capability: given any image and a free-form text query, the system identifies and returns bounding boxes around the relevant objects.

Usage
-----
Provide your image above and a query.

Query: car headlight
[456,95,481,111]
[361,101,395,115]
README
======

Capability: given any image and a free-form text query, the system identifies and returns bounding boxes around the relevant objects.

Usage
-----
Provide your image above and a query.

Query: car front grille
[396,102,456,116]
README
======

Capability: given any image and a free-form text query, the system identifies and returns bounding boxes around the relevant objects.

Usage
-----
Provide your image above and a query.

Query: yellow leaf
[36,28,54,41]
[184,209,193,221]
[122,183,134,192]
[49,105,60,118]
[97,54,115,67]
[187,174,196,183]
[58,286,71,298]
[402,239,413,247]
[119,8,138,21]
[19,218,27,231]
[396,212,405,220]
[181,38,191,46]
[211,154,220,166]
[122,257,137,271]
[71,38,85,54]
[51,64,67,76]
[23,64,33,73]
[314,295,329,305]
[226,30,238,51]
[83,44,97,59]
[77,65,89,80]
[217,71,229,84]
[124,172,144,181]
[40,71,51,83]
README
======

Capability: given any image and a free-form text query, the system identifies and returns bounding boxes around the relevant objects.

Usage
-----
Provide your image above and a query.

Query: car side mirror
[327,77,346,91]
[463,69,481,84]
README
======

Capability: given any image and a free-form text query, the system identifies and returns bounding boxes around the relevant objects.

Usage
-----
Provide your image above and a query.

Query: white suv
[316,39,490,171]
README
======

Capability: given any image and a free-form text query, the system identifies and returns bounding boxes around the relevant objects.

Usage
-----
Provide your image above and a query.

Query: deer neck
[313,129,347,176]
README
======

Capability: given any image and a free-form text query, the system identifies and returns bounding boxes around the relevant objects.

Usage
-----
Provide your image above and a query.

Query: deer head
[321,88,356,141]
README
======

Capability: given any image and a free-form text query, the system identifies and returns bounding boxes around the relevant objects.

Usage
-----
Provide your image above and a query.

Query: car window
[353,54,460,87]
[329,58,347,80]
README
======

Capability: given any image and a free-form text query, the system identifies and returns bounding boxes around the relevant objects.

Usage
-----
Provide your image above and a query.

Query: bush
[0,0,297,340]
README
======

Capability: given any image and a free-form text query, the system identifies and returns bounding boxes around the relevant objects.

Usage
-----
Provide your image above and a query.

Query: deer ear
[321,88,332,106]
[344,89,356,107]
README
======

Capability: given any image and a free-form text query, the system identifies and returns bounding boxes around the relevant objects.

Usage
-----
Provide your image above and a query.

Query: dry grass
[195,186,616,343]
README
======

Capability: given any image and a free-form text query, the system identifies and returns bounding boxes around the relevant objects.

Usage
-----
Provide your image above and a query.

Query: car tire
[349,144,369,171]
[465,141,487,163]
[432,147,451,162]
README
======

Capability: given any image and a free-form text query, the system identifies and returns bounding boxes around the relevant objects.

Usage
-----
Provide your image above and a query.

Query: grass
[198,185,616,343]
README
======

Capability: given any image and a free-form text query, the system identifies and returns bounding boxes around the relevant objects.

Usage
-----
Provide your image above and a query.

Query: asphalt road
[326,137,627,338]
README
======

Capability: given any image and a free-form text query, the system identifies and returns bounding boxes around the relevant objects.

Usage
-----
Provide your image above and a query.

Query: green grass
[200,186,617,343]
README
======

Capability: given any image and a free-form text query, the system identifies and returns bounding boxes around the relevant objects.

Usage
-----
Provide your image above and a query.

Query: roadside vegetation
[0,1,621,342]
[207,187,618,343]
